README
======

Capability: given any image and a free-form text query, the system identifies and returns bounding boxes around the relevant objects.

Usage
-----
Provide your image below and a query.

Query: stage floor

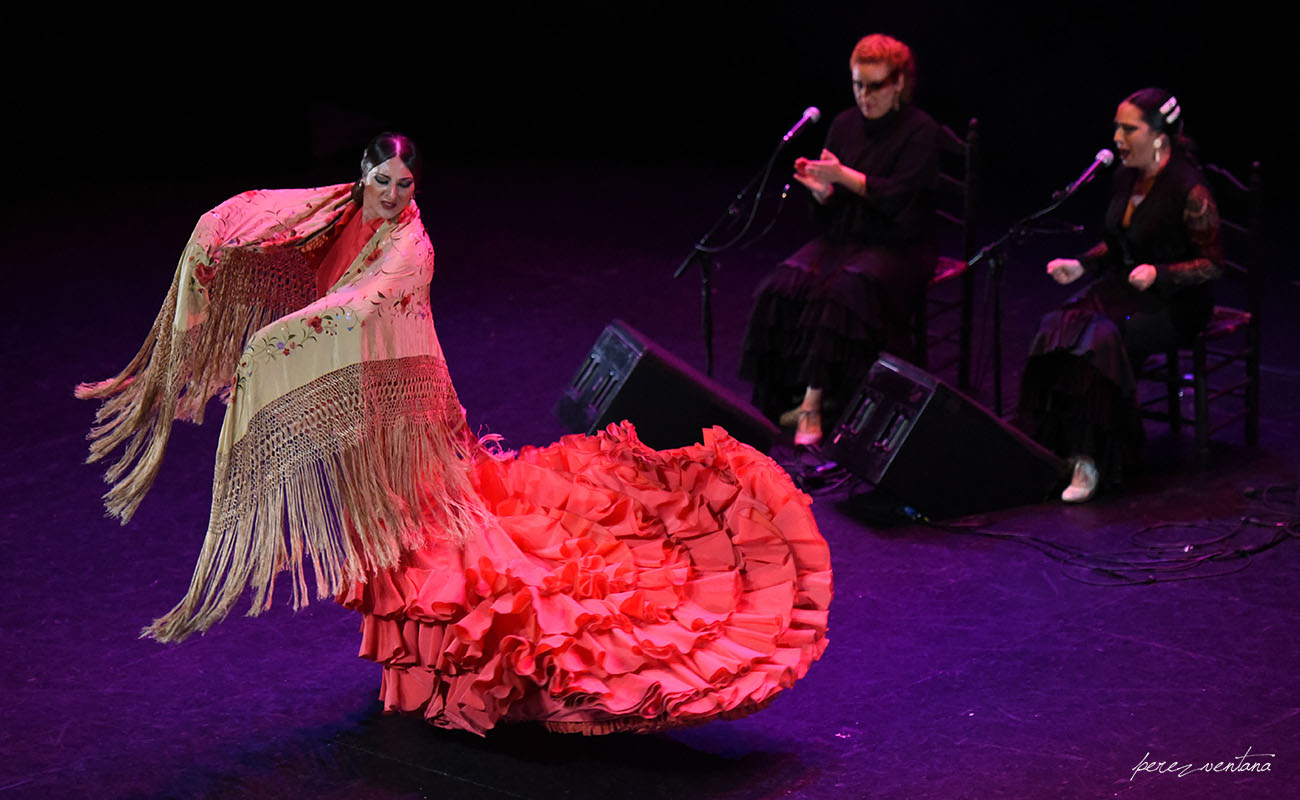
[3,165,1297,799]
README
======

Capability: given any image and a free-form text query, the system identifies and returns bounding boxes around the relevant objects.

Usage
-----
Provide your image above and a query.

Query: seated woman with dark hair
[78,133,832,736]
[741,32,940,446]
[1018,89,1223,502]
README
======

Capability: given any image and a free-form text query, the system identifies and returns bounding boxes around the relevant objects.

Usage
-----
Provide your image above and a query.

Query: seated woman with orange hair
[741,33,941,445]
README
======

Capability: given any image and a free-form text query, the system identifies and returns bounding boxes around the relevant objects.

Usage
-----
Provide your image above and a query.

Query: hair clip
[1159,95,1181,124]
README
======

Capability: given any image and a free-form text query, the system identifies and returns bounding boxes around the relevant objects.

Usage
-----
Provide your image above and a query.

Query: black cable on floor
[845,483,1300,587]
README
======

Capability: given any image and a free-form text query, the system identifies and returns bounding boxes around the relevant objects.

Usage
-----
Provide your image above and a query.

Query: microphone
[782,106,822,143]
[1059,149,1115,197]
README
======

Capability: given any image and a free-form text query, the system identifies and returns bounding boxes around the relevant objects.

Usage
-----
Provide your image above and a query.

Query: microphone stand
[969,174,1095,416]
[674,133,793,377]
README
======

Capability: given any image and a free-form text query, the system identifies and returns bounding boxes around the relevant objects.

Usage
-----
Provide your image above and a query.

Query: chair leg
[1194,340,1210,468]
[1164,349,1181,434]
[1246,331,1260,446]
[914,296,928,370]
[958,267,974,392]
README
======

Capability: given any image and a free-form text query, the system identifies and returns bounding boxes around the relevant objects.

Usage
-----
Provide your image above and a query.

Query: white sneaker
[1061,455,1099,503]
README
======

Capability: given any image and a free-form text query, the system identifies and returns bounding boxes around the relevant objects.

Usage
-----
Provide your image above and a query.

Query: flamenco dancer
[77,133,832,736]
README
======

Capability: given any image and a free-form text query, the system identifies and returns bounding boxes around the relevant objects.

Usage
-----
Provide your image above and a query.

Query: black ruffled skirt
[740,237,935,420]
[1017,273,1207,486]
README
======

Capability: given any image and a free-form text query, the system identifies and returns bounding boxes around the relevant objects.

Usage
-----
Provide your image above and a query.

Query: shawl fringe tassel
[75,240,323,522]
[142,357,487,643]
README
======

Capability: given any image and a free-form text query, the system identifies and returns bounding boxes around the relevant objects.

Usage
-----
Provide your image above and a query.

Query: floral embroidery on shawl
[78,184,487,642]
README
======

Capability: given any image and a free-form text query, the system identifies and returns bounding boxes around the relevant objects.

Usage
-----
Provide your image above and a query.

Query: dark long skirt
[740,237,936,420]
[1017,272,1206,486]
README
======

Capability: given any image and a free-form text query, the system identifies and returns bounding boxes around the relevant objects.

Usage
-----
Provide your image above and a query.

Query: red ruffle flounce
[339,423,832,735]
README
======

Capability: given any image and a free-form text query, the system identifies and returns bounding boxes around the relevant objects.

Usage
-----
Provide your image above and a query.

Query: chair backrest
[1138,160,1263,463]
[924,117,979,390]
[935,118,979,265]
[1202,161,1262,321]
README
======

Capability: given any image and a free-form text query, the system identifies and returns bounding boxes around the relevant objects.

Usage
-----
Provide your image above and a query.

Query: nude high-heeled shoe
[794,409,822,446]
[778,405,805,428]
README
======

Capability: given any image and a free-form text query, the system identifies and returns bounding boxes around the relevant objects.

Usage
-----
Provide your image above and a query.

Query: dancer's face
[852,61,902,120]
[361,157,416,221]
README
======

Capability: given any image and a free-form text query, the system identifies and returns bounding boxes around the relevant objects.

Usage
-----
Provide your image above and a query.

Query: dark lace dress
[1016,152,1222,485]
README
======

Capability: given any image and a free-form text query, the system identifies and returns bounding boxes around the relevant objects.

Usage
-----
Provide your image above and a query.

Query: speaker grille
[555,320,778,451]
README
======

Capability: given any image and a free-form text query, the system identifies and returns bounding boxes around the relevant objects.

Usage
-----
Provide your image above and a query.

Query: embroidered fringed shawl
[77,184,485,643]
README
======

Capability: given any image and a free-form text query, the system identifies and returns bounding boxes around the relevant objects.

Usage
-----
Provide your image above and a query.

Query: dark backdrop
[5,3,1290,239]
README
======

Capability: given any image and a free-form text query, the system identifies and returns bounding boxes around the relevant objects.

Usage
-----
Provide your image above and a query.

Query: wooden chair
[916,117,978,391]
[1137,161,1262,466]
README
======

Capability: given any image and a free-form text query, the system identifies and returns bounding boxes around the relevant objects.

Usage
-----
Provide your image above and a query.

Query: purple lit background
[3,6,1297,799]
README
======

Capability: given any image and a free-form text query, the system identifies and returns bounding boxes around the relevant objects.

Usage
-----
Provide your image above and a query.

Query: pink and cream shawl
[78,184,485,642]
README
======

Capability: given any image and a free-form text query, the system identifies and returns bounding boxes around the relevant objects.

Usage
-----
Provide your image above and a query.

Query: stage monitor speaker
[555,320,779,451]
[830,354,1069,519]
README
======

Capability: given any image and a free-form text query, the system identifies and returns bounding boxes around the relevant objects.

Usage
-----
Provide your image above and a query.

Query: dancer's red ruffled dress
[78,183,832,736]
[341,424,832,735]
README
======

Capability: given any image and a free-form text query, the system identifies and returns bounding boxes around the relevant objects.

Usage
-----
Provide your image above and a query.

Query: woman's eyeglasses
[852,71,899,94]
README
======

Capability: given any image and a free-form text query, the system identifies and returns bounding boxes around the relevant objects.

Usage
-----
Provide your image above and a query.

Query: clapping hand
[1046,258,1085,285]
[794,149,842,202]
[1128,264,1157,291]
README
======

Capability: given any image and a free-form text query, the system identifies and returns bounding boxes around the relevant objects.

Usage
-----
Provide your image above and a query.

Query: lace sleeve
[1161,184,1224,285]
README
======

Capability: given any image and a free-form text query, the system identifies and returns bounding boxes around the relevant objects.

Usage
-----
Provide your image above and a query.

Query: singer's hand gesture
[1128,264,1157,291]
[1046,258,1085,285]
